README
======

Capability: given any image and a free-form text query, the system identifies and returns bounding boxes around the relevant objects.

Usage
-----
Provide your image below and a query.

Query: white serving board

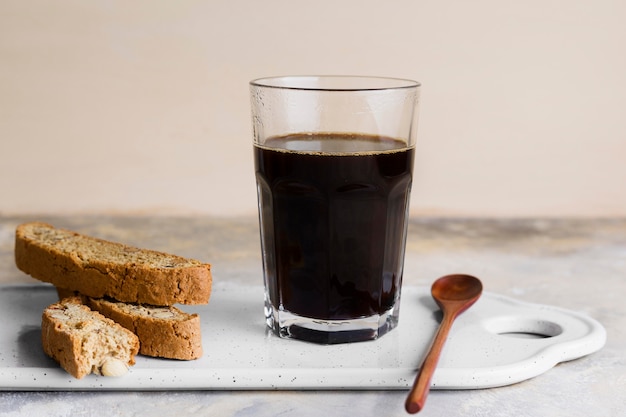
[0,283,605,391]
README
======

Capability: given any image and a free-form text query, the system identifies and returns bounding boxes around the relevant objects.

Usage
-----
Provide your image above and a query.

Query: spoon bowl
[405,274,483,414]
[431,274,483,308]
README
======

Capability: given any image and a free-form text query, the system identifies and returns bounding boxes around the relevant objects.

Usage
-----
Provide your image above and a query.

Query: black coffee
[254,133,414,321]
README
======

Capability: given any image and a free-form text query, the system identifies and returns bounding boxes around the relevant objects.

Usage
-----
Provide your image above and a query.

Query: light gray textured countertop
[1,216,624,417]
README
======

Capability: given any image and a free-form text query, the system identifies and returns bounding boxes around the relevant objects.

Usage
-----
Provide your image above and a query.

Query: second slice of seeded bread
[15,222,212,306]
[56,287,203,360]
[85,296,203,360]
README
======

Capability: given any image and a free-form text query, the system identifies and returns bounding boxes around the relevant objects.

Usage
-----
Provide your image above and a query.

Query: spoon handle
[405,312,455,414]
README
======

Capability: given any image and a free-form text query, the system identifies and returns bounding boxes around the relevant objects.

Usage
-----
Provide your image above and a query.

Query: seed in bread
[41,297,140,379]
[85,297,203,360]
[15,222,212,306]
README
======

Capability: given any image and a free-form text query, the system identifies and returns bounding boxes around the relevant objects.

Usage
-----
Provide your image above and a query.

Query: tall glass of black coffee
[250,76,420,344]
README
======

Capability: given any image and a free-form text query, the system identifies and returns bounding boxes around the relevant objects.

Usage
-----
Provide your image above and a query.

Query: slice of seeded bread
[42,297,140,379]
[56,287,203,360]
[15,222,212,306]
[85,297,203,360]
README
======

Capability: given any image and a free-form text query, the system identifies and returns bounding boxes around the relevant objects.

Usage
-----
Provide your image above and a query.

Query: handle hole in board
[483,316,563,339]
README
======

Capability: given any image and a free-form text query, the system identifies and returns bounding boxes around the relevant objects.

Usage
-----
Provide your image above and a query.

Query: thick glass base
[265,300,400,344]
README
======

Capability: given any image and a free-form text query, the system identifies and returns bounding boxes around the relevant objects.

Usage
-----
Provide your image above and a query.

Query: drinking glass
[251,76,420,344]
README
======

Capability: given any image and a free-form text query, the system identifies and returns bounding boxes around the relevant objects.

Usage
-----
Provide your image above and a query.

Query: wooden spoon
[405,274,483,414]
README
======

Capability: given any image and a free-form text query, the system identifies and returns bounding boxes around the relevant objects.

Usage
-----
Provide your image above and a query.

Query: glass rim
[250,75,420,92]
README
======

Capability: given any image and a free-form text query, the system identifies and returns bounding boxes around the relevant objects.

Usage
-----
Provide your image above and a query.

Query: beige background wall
[1,0,625,218]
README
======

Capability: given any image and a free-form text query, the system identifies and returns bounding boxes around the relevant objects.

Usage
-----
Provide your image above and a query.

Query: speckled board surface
[0,282,604,391]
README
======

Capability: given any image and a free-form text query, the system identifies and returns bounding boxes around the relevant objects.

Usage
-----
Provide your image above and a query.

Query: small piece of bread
[15,222,212,306]
[85,297,203,360]
[41,297,140,379]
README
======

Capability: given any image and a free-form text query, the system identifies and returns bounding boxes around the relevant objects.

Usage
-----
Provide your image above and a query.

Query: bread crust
[15,222,212,305]
[42,297,140,379]
[86,297,203,360]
